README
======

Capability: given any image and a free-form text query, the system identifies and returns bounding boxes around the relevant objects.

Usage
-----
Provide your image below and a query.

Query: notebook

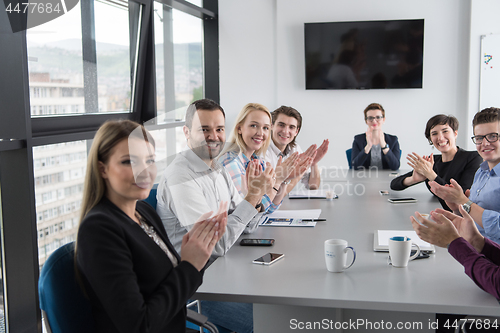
[373,230,436,253]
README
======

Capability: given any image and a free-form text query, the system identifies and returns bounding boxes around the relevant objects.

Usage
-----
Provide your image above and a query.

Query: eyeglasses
[471,132,500,144]
[366,116,384,122]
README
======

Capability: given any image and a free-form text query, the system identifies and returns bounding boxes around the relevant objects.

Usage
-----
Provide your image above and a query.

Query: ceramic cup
[324,239,356,272]
[326,191,336,201]
[388,236,421,268]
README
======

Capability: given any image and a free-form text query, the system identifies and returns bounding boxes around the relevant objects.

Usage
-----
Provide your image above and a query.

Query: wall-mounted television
[304,19,424,90]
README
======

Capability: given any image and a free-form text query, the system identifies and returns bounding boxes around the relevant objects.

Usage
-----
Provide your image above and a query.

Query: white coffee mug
[388,236,421,268]
[324,239,356,273]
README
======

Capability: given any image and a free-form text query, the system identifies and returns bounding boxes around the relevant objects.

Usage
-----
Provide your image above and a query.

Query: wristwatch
[462,200,474,214]
[382,144,389,150]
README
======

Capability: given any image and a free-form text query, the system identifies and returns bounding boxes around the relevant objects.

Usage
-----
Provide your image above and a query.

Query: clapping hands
[181,201,228,271]
[246,159,276,198]
[407,152,435,182]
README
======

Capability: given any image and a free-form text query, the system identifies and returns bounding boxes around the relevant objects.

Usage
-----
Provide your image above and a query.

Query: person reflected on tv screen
[351,103,400,170]
[326,50,358,89]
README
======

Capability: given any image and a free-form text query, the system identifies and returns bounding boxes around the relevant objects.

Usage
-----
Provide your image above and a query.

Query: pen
[302,219,327,222]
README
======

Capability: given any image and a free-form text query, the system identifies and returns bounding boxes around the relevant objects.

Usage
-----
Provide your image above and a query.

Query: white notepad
[373,230,436,253]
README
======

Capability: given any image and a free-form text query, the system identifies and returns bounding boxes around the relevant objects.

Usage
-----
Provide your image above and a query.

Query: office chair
[143,183,159,210]
[346,148,402,169]
[39,242,218,333]
[346,148,353,169]
[39,242,95,333]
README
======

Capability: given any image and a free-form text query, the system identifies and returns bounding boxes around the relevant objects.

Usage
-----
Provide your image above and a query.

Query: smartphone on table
[252,253,284,265]
[240,239,275,246]
[388,197,417,204]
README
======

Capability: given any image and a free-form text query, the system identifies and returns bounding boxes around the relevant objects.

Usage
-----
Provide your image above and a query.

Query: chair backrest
[143,183,159,210]
[346,148,353,169]
[39,242,95,333]
[346,148,401,170]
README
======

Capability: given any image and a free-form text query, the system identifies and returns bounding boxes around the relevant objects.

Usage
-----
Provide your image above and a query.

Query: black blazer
[351,133,401,170]
[390,148,482,211]
[77,198,203,333]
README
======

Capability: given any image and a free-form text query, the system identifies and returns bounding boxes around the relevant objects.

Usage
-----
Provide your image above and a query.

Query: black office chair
[39,242,218,333]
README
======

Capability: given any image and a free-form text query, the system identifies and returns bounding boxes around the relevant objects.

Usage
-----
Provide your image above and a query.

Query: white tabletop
[196,170,500,316]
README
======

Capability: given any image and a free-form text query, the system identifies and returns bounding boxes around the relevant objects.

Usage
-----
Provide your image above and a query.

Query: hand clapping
[181,201,228,271]
[407,152,435,181]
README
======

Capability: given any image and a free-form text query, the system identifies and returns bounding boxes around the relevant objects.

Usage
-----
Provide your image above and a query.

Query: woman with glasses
[391,114,482,211]
[411,109,500,333]
[351,103,401,170]
[428,108,500,245]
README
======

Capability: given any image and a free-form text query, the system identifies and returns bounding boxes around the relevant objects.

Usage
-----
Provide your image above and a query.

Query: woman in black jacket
[76,120,226,332]
[391,114,482,211]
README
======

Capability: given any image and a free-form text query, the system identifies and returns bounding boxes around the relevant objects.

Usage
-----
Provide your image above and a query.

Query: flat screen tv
[304,19,424,90]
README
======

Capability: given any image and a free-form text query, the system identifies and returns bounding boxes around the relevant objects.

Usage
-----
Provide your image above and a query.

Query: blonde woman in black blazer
[76,120,226,333]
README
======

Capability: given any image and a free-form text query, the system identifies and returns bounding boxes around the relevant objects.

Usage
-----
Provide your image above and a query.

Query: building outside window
[0,0,217,330]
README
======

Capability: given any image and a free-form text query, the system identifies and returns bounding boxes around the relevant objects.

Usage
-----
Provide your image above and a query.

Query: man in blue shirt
[429,107,500,244]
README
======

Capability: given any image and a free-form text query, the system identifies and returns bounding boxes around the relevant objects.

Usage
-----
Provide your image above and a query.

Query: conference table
[195,169,500,332]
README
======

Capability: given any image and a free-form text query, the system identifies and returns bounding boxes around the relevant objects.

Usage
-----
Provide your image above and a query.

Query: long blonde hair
[78,120,155,225]
[74,120,154,285]
[225,103,272,157]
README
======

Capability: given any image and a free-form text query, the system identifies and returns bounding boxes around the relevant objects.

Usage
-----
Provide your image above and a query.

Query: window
[33,141,87,266]
[154,2,204,121]
[94,1,134,112]
[27,1,139,116]
[0,0,218,331]
[26,5,85,116]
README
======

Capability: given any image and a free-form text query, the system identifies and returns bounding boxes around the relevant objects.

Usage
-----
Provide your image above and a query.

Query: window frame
[0,0,219,331]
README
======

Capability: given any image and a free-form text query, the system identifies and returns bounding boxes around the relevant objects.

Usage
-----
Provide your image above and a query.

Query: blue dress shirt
[469,161,500,244]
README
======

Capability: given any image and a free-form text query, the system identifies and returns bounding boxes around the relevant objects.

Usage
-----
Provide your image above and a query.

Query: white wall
[219,0,277,132]
[466,0,500,151]
[220,0,473,169]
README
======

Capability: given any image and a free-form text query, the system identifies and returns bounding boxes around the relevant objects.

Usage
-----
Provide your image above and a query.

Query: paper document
[289,189,337,199]
[374,230,436,253]
[258,209,322,227]
[262,209,321,219]
[260,217,316,227]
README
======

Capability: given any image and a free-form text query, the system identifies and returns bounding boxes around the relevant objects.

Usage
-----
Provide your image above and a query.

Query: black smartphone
[411,250,430,260]
[388,197,418,204]
[240,239,275,246]
[252,253,284,265]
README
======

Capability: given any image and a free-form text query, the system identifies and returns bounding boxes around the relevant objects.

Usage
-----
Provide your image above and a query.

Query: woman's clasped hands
[407,152,436,182]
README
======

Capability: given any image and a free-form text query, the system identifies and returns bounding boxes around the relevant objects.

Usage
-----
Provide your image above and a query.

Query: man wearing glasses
[429,107,500,244]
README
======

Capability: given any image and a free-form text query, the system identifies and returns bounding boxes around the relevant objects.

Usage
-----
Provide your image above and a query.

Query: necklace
[135,212,178,266]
